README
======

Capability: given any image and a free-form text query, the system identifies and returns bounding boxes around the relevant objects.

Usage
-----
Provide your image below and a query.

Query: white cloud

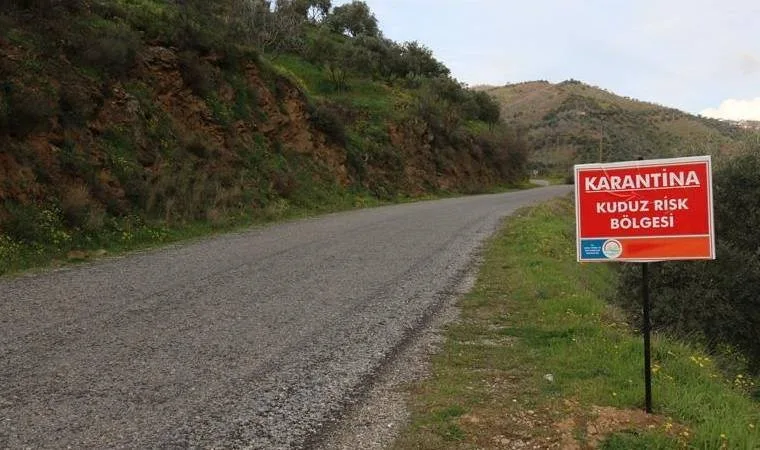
[700,98,760,121]
[350,0,760,113]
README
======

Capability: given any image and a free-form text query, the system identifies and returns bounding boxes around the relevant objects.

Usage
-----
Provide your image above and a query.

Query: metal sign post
[642,262,652,413]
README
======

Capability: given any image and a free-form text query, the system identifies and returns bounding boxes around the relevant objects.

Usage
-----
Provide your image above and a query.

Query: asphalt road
[0,185,570,449]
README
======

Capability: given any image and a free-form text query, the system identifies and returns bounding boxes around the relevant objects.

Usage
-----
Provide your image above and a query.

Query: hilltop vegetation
[0,0,525,273]
[480,80,753,174]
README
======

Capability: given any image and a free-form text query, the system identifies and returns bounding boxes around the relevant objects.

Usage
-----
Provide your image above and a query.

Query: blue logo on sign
[581,239,608,259]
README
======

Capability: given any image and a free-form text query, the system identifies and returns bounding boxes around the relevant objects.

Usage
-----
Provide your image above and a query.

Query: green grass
[0,184,533,278]
[394,196,760,449]
[0,189,377,277]
[269,55,320,95]
[273,54,398,118]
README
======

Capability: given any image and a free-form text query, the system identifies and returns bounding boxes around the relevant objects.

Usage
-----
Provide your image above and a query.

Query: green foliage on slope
[0,0,528,274]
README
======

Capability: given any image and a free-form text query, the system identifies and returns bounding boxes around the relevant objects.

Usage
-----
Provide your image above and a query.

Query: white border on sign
[573,155,712,171]
[574,155,715,262]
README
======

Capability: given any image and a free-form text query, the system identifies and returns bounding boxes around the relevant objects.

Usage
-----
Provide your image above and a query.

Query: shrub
[60,184,90,226]
[60,184,104,232]
[178,50,220,98]
[271,169,299,200]
[471,90,501,126]
[309,101,348,145]
[4,0,86,14]
[0,90,9,133]
[615,149,760,371]
[713,152,760,255]
[74,20,141,78]
[226,74,258,120]
[1,202,70,247]
[183,133,211,158]
[485,131,529,183]
[1,84,56,136]
[58,83,97,127]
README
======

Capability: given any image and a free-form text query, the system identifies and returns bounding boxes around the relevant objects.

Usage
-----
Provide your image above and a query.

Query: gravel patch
[316,267,476,450]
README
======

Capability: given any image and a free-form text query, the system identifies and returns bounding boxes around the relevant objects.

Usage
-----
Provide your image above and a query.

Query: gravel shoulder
[316,267,474,450]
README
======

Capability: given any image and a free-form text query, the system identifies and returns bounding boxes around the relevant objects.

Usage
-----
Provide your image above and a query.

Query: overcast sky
[333,0,760,120]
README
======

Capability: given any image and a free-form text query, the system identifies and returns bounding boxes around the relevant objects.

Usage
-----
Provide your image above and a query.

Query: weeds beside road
[395,197,760,449]
[0,184,531,278]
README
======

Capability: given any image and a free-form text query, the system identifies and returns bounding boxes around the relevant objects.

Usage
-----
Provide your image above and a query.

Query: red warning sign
[575,156,715,262]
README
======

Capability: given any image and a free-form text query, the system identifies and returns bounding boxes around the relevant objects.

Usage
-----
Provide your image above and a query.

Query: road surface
[0,186,570,449]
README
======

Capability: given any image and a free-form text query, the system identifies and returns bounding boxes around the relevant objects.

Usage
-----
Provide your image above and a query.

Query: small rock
[66,250,87,261]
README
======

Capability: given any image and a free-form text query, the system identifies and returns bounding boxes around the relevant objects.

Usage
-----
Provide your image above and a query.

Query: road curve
[0,186,570,449]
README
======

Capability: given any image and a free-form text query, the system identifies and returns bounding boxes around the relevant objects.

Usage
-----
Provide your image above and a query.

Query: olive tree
[327,1,378,37]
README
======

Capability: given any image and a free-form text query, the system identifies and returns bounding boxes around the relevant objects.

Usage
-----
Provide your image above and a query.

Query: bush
[60,184,104,232]
[713,152,760,255]
[4,0,86,14]
[58,83,98,127]
[1,202,70,247]
[0,83,56,136]
[471,90,501,125]
[615,149,760,371]
[0,90,9,133]
[178,50,220,98]
[308,101,348,145]
[478,129,529,184]
[73,20,141,78]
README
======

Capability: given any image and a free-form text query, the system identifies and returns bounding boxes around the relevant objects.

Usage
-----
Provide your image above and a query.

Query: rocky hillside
[480,80,749,173]
[0,1,526,272]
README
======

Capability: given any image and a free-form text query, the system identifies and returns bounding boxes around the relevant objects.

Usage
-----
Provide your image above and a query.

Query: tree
[228,0,306,56]
[398,41,449,79]
[349,35,398,79]
[176,0,237,51]
[274,0,329,21]
[472,91,501,127]
[308,29,350,90]
[327,1,378,37]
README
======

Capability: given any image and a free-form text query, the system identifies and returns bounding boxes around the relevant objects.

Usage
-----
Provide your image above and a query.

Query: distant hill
[478,80,749,174]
